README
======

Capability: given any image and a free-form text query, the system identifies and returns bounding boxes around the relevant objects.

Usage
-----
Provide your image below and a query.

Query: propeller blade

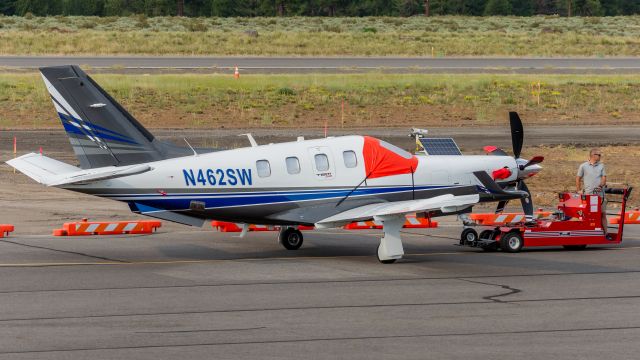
[495,200,508,214]
[518,181,534,221]
[509,111,524,159]
[483,146,508,156]
[520,155,545,170]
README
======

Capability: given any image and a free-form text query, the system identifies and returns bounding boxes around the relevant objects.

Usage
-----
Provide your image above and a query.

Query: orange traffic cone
[234,65,240,79]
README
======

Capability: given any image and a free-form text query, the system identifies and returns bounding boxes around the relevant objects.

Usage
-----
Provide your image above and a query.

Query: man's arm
[576,176,582,192]
[600,165,607,187]
[576,163,584,192]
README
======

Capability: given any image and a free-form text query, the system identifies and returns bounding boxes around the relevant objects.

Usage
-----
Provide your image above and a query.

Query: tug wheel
[460,228,478,245]
[280,228,303,250]
[479,230,499,252]
[501,231,524,253]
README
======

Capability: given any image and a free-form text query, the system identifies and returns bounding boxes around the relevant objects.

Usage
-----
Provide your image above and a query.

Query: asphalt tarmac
[1,56,640,74]
[0,224,639,359]
[2,128,639,359]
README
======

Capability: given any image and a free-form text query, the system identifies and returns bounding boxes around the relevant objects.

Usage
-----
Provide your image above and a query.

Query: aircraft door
[308,146,335,180]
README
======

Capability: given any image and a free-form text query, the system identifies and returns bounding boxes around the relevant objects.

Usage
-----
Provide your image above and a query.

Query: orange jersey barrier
[0,224,14,238]
[53,220,161,236]
[211,215,438,233]
[610,209,640,225]
[343,215,438,230]
[211,222,272,232]
[469,211,552,226]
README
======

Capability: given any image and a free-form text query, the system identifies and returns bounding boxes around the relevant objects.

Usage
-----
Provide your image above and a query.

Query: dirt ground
[0,128,638,235]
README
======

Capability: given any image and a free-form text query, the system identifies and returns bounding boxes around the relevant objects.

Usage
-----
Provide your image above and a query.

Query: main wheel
[377,244,397,264]
[279,228,303,250]
[460,228,478,245]
[563,245,587,250]
[501,231,524,253]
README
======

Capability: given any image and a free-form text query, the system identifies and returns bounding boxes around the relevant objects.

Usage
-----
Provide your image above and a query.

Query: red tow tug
[460,186,633,252]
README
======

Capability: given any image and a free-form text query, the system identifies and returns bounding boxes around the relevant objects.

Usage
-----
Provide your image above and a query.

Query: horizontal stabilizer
[7,153,151,186]
[6,153,79,185]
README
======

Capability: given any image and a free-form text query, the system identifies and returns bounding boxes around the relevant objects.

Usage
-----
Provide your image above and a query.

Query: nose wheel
[279,228,304,250]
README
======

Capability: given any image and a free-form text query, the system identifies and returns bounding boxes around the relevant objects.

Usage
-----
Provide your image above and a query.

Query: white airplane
[7,66,543,263]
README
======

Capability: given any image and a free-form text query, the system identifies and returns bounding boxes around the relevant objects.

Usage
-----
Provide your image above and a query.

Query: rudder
[40,65,189,169]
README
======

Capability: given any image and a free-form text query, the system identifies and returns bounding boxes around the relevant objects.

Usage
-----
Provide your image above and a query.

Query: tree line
[1,0,638,17]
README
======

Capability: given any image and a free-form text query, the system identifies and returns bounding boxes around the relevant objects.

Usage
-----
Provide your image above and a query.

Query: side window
[343,150,357,168]
[314,154,329,171]
[256,160,271,178]
[286,156,300,174]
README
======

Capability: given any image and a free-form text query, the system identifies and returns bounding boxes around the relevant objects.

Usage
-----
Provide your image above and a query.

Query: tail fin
[40,65,196,169]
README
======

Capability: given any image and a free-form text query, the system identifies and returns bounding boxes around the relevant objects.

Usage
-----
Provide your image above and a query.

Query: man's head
[589,148,602,163]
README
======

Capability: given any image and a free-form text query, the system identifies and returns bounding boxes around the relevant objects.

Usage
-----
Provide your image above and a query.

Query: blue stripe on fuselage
[102,185,462,212]
[101,185,445,199]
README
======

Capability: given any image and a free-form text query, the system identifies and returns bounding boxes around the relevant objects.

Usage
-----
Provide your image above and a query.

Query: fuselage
[63,135,519,225]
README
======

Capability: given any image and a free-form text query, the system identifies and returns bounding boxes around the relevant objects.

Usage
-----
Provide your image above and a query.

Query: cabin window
[314,154,329,171]
[286,156,301,174]
[256,160,271,178]
[343,150,357,168]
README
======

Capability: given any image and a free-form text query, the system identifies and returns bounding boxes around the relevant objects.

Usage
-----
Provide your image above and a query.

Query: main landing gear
[375,215,405,264]
[278,218,407,264]
[279,227,304,250]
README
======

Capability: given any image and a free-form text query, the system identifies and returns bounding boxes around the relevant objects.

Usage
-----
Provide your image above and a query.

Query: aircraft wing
[315,193,479,229]
[6,153,151,186]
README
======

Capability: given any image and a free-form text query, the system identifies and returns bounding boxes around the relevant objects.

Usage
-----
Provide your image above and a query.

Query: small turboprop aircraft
[7,66,543,263]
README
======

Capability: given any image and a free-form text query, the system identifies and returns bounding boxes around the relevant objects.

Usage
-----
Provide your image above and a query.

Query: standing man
[576,148,608,236]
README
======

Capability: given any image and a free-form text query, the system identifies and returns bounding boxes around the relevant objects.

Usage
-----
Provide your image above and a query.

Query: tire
[460,228,478,245]
[563,245,587,250]
[377,244,397,264]
[280,228,303,250]
[501,231,524,253]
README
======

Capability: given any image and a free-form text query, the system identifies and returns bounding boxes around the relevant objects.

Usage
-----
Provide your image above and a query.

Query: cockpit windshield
[378,140,413,159]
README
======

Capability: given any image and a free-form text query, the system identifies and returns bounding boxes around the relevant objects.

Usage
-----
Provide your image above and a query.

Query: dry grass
[1,72,639,129]
[0,15,639,56]
[525,145,640,208]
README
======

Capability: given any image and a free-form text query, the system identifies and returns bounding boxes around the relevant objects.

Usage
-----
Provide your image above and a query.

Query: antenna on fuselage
[183,138,198,156]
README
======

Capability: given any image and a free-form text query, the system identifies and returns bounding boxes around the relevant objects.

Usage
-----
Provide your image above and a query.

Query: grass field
[0,15,639,56]
[524,145,639,207]
[1,72,639,129]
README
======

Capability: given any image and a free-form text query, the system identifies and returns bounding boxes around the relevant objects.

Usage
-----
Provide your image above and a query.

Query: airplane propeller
[485,112,543,222]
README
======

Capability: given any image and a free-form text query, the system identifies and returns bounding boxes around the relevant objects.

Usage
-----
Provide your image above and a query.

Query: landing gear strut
[279,227,304,250]
[375,215,405,264]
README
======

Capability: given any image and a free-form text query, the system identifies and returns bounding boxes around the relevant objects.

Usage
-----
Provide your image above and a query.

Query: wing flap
[315,194,479,229]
